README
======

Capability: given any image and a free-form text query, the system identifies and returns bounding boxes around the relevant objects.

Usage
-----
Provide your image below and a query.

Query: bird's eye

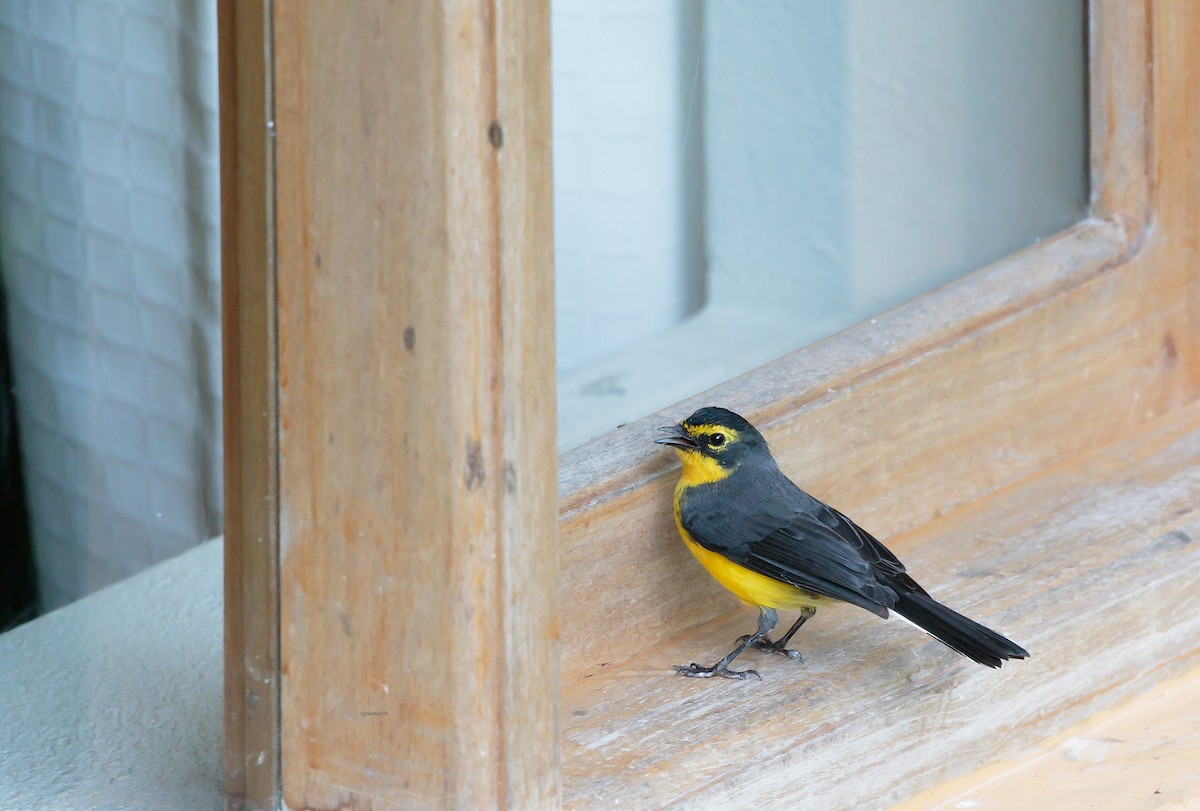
[709,433,726,447]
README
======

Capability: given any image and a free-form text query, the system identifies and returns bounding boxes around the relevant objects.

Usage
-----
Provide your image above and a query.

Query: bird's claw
[673,662,762,681]
[736,634,804,661]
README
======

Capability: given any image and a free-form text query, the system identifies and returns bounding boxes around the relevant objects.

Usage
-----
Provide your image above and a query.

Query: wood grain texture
[219,1,280,808]
[216,0,1200,806]
[563,401,1200,809]
[896,664,1200,810]
[558,0,1200,804]
[492,2,560,806]
[558,221,1141,685]
[556,0,1192,687]
[1090,0,1153,238]
[267,1,556,809]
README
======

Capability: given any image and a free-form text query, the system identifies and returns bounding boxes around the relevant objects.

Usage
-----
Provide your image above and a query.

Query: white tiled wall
[0,0,220,610]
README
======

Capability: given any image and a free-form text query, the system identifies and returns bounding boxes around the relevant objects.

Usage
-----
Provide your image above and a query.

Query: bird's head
[654,406,771,484]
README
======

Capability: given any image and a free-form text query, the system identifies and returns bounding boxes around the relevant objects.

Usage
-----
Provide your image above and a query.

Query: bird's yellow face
[654,421,744,486]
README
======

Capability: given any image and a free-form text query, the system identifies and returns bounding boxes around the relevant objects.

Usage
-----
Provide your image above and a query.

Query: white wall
[552,0,705,377]
[556,0,1086,450]
[0,0,222,610]
[705,0,1088,333]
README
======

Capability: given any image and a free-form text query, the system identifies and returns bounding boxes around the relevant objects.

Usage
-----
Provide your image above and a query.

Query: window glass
[553,0,1087,450]
[0,0,220,624]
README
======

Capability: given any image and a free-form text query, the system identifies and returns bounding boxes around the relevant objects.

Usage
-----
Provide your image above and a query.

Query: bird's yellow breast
[673,479,823,611]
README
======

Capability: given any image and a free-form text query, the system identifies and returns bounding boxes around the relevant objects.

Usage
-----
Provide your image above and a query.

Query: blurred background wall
[0,0,220,614]
[554,0,1086,449]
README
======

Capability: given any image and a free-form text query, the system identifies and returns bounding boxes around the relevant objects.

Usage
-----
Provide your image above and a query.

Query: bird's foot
[673,662,762,681]
[737,634,804,661]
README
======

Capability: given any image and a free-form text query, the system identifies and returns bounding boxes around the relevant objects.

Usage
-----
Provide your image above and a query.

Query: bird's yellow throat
[672,447,734,487]
[670,455,820,611]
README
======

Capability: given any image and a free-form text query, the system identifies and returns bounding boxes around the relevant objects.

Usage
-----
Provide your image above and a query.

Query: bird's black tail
[893,590,1028,668]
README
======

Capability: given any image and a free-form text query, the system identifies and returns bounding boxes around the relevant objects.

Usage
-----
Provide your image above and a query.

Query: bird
[655,406,1028,680]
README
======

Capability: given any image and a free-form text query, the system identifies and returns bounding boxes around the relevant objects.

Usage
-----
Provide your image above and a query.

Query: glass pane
[0,1,220,626]
[554,0,1087,450]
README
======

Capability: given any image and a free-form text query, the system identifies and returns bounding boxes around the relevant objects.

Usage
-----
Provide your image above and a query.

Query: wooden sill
[895,663,1200,809]
[561,400,1200,808]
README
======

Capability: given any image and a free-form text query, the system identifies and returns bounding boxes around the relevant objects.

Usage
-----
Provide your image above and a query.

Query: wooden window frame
[223,1,1200,808]
[222,2,557,809]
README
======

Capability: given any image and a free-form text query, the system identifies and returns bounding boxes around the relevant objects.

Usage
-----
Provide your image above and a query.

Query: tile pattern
[0,0,220,611]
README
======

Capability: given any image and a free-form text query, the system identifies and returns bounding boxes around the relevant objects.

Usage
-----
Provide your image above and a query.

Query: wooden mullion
[1089,0,1153,236]
[494,0,560,805]
[220,1,558,809]
[220,0,280,808]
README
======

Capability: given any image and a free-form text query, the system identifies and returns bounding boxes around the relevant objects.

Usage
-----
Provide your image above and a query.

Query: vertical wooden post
[221,1,280,808]
[1089,0,1152,237]
[222,1,557,809]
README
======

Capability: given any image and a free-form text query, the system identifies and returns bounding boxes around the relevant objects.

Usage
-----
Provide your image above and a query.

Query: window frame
[557,0,1153,687]
[221,1,558,808]
[222,0,1200,807]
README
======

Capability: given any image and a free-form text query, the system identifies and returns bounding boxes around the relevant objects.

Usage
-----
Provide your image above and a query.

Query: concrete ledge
[0,539,223,811]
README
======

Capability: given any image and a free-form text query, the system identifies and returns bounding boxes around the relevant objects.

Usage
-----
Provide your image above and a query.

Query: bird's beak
[654,423,698,450]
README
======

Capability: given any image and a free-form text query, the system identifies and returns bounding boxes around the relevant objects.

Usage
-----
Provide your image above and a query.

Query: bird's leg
[675,608,778,681]
[744,607,815,660]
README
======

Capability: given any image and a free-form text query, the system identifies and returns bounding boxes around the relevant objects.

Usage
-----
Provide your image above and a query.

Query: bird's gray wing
[680,471,901,616]
[809,502,927,595]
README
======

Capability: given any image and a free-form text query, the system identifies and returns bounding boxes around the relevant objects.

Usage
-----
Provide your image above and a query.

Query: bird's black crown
[683,406,762,438]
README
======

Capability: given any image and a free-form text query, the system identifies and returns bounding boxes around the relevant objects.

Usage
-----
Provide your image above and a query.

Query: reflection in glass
[554,0,1087,449]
